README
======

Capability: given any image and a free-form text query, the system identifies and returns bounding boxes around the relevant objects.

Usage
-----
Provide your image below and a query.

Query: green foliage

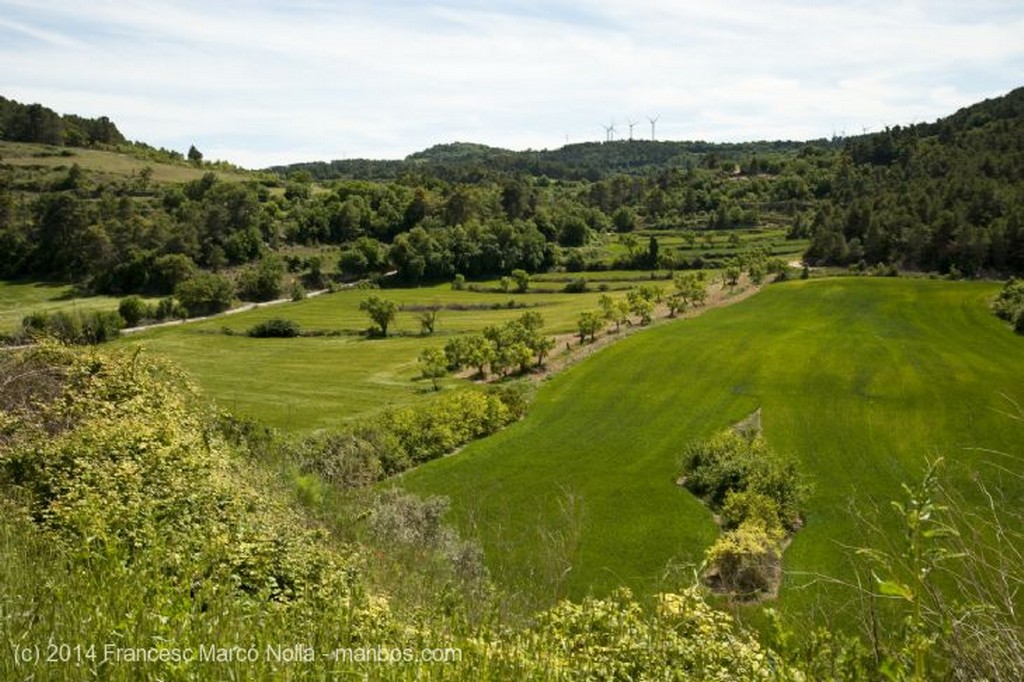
[671,270,709,315]
[481,311,554,375]
[418,346,448,389]
[418,306,439,335]
[247,317,301,338]
[174,271,234,316]
[0,344,353,604]
[994,277,1024,332]
[117,294,148,326]
[626,288,654,324]
[808,87,1024,275]
[294,386,523,485]
[509,586,795,680]
[21,308,123,344]
[703,520,784,597]
[510,268,530,293]
[576,310,602,343]
[237,254,285,302]
[359,294,397,337]
[682,429,805,531]
[563,277,588,293]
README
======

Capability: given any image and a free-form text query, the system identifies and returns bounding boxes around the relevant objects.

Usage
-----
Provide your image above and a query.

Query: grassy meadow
[396,278,1024,623]
[114,280,651,430]
[0,280,134,332]
[0,140,253,184]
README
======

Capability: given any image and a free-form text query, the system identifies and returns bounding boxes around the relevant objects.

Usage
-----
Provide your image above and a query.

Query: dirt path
[455,277,762,385]
[121,271,399,335]
[120,288,329,335]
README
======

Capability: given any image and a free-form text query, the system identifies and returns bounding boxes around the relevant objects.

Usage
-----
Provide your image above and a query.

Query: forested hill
[269,138,822,182]
[806,86,1024,275]
[0,96,126,148]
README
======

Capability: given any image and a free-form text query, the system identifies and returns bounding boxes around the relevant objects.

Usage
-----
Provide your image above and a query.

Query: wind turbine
[601,121,616,142]
[626,118,638,141]
[648,115,660,141]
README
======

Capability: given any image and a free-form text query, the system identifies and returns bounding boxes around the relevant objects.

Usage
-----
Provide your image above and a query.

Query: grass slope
[0,140,253,184]
[0,280,138,332]
[397,278,1024,621]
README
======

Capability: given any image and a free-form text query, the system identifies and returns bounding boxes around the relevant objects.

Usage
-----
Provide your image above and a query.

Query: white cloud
[1,0,1022,167]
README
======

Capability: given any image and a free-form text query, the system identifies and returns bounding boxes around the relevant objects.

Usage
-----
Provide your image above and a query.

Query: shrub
[294,386,524,485]
[247,318,301,338]
[237,255,285,302]
[118,295,149,326]
[0,344,352,603]
[174,272,234,316]
[704,520,785,597]
[994,278,1024,333]
[20,309,123,344]
[563,277,588,293]
[682,430,806,529]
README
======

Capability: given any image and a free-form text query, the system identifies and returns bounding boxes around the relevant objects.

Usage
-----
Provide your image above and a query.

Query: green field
[0,280,132,332]
[397,278,1024,622]
[115,281,651,430]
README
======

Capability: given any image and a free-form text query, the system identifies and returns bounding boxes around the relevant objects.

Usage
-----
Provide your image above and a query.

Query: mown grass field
[114,280,649,430]
[397,278,1024,623]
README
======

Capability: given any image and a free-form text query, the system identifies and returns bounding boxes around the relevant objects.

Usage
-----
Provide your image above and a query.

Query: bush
[682,429,806,530]
[174,272,234,316]
[294,386,524,485]
[237,255,285,302]
[247,318,301,338]
[563,277,588,293]
[994,278,1024,333]
[20,309,124,345]
[704,520,784,597]
[118,295,149,326]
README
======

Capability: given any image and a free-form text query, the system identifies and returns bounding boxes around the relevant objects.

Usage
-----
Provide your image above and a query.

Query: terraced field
[114,281,651,430]
[397,278,1024,621]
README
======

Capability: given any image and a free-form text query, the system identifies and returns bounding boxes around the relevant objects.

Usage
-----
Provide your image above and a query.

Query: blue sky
[2,0,1022,168]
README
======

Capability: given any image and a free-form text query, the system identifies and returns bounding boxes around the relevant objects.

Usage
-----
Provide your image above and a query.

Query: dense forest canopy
[2,87,1023,303]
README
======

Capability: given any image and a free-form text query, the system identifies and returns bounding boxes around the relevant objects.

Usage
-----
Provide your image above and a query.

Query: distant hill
[0,95,126,148]
[269,138,828,182]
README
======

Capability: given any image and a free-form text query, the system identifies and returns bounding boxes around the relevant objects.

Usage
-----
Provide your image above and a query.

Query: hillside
[807,86,1024,275]
[398,278,1024,615]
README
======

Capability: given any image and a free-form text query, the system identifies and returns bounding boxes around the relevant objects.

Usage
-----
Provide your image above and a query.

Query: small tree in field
[577,311,602,344]
[418,348,447,390]
[511,268,530,293]
[418,307,439,335]
[360,295,397,337]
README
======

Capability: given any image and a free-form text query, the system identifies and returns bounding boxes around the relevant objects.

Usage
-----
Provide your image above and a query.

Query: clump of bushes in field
[681,428,808,599]
[117,294,186,326]
[291,384,527,487]
[994,278,1024,333]
[20,308,123,344]
[443,311,555,379]
[247,317,301,338]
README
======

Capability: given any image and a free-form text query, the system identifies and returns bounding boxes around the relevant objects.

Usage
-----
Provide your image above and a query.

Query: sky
[2,1,1023,169]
